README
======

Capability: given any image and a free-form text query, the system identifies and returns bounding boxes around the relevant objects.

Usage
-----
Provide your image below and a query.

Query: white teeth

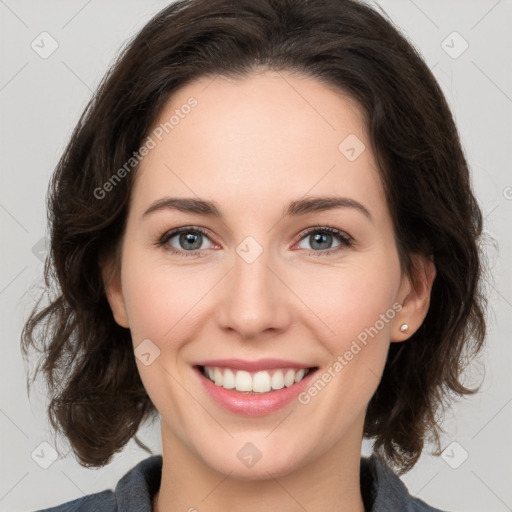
[284,369,296,387]
[214,367,223,386]
[294,368,305,383]
[271,371,285,390]
[202,366,311,393]
[253,371,271,393]
[223,368,236,389]
[235,370,252,392]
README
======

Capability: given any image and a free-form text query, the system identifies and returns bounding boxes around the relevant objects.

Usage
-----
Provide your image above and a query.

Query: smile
[193,359,319,416]
[200,366,312,393]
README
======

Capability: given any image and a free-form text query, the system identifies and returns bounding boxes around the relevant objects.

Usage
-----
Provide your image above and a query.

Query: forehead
[133,70,387,221]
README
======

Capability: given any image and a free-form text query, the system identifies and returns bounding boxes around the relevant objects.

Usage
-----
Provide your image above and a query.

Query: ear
[391,253,436,342]
[100,253,130,328]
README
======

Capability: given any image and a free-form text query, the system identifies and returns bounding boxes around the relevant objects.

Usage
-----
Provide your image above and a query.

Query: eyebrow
[142,195,373,222]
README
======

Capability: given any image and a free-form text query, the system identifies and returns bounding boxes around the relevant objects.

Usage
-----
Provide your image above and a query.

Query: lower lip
[195,366,318,416]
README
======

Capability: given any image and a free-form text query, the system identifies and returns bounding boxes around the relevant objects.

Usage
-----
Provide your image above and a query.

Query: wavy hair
[21,0,488,473]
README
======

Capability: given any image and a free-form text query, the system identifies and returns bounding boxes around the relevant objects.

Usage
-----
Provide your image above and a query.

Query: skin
[103,69,436,512]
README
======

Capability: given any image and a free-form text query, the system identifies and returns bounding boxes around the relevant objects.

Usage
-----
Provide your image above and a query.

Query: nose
[215,246,292,340]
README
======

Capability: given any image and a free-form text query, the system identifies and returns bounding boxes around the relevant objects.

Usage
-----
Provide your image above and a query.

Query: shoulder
[33,455,163,512]
[34,490,116,511]
[361,454,449,512]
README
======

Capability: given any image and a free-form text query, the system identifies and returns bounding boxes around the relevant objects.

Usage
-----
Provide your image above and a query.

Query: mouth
[196,365,318,394]
[192,358,320,415]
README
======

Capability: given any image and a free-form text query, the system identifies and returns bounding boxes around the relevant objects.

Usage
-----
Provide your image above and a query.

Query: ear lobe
[100,254,130,328]
[391,254,436,342]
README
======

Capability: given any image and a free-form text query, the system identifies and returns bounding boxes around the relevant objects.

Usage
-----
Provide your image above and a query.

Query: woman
[22,0,487,510]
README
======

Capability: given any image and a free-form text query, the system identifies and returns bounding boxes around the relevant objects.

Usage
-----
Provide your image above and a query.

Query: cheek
[118,233,194,340]
[295,257,400,346]
[119,254,208,420]
[293,255,401,409]
[122,264,202,343]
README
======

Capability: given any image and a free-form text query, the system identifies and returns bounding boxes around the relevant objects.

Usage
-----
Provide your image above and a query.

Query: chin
[196,436,313,481]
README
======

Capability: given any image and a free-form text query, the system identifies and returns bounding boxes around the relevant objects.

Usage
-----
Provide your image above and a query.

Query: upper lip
[194,358,315,372]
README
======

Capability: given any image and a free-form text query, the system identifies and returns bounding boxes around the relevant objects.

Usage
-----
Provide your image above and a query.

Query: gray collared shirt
[35,454,447,511]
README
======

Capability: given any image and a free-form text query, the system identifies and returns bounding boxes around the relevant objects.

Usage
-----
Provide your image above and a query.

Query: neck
[153,421,366,512]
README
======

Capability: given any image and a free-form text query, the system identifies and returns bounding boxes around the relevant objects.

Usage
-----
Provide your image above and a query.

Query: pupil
[181,232,202,250]
[311,232,331,250]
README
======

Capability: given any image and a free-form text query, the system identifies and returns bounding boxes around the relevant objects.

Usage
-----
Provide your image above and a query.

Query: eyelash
[156,225,354,258]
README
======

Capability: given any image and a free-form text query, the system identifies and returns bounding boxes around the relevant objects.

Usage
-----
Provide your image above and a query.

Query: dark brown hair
[21,0,488,473]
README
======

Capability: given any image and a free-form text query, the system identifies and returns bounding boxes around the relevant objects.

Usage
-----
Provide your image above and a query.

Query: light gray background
[1,1,511,511]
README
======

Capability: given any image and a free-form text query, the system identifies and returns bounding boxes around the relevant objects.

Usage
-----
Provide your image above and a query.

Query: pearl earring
[399,323,409,332]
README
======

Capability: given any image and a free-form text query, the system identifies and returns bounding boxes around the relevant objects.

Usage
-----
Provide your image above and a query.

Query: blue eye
[157,225,354,257]
[296,226,353,256]
[158,226,213,257]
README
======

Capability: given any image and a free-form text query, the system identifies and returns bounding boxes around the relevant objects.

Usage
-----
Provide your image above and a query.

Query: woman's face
[105,70,426,479]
